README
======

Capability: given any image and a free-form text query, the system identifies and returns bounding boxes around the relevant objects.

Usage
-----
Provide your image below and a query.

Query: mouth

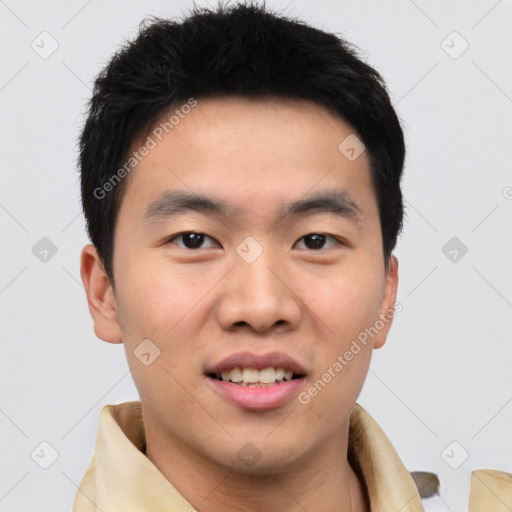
[206,367,306,387]
[204,352,308,409]
[204,351,308,385]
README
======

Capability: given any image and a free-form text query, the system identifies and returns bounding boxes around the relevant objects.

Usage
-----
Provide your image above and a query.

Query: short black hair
[79,0,405,288]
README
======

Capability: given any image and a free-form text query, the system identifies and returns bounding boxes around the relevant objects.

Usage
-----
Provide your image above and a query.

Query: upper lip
[205,351,308,376]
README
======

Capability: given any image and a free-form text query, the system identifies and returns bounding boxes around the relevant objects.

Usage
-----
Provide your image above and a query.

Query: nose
[215,246,302,333]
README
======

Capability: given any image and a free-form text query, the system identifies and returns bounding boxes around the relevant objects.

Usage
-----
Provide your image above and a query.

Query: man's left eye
[294,233,340,251]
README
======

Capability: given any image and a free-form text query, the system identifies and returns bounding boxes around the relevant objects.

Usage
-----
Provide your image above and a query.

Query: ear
[373,255,399,350]
[80,244,123,344]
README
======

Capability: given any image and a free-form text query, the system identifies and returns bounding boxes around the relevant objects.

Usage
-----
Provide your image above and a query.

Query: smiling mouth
[206,367,305,387]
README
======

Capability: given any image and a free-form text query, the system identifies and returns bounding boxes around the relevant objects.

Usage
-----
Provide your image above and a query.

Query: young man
[75,2,508,511]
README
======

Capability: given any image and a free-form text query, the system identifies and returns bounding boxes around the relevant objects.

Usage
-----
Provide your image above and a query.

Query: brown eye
[294,233,339,251]
[167,232,218,250]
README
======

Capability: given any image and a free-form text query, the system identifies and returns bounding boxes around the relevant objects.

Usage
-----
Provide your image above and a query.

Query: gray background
[1,0,511,510]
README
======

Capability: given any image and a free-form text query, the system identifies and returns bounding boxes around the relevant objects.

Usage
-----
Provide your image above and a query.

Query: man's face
[83,96,398,475]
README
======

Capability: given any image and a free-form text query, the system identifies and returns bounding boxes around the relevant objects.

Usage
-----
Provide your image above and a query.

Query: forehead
[119,96,375,225]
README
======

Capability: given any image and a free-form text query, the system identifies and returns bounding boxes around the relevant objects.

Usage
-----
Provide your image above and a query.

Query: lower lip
[206,376,306,410]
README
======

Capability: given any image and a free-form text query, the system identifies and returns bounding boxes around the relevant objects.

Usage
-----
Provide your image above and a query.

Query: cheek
[303,264,385,338]
[114,262,207,405]
[115,254,210,336]
[299,344,372,431]
[114,256,214,391]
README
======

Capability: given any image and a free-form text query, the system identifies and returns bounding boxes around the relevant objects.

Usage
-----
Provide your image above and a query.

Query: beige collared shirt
[72,401,511,511]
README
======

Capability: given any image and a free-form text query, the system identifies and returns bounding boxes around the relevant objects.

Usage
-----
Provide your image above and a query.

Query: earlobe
[373,255,399,350]
[80,244,123,344]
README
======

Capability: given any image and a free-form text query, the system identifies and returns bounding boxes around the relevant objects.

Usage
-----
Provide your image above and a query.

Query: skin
[81,96,399,512]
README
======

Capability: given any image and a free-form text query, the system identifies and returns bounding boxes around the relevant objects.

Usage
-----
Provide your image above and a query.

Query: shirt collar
[73,401,426,512]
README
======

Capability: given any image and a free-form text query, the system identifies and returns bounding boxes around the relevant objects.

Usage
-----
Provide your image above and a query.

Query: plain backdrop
[0,0,511,510]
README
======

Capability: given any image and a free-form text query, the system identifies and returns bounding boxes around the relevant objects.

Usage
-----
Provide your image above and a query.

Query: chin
[226,455,300,477]
[215,439,310,477]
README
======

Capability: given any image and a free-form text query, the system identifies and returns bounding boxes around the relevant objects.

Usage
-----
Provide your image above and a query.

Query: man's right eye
[165,232,219,250]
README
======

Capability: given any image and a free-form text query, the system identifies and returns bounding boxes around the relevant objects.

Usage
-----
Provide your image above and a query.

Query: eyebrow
[142,188,362,226]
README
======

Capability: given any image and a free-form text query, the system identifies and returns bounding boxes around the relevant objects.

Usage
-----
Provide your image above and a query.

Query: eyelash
[165,231,344,251]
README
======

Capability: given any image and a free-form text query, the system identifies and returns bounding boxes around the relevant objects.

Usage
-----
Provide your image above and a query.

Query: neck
[144,420,370,512]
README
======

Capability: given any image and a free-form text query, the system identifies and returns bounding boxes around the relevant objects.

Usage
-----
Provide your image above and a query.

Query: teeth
[217,366,298,384]
[242,368,259,383]
[259,367,275,383]
[230,367,243,383]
